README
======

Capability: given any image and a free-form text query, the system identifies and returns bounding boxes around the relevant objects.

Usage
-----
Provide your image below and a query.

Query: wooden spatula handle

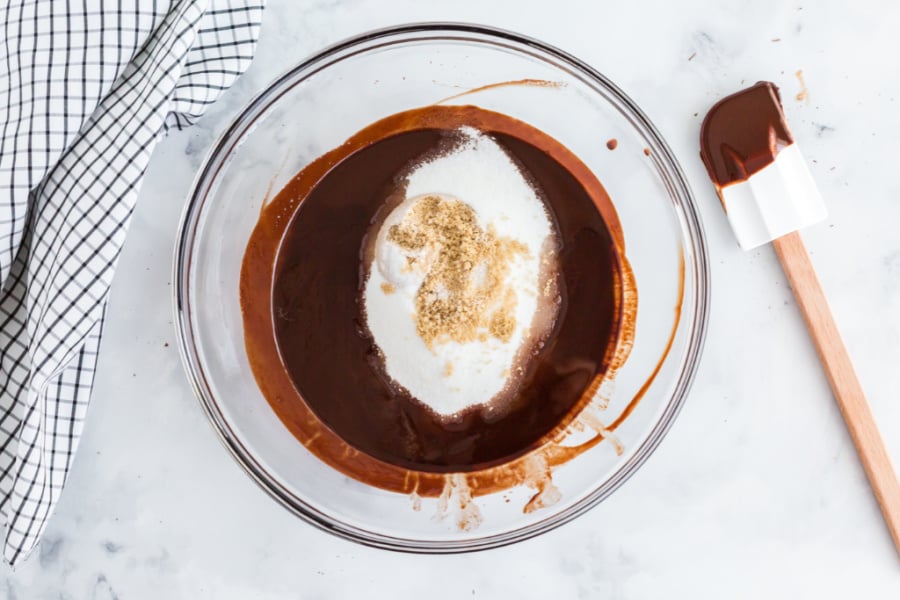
[773,230,900,554]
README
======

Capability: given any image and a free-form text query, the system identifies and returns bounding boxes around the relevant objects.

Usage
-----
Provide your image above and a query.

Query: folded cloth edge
[0,0,264,566]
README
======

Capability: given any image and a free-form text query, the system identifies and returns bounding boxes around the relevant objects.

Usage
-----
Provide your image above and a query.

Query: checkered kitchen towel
[0,0,264,565]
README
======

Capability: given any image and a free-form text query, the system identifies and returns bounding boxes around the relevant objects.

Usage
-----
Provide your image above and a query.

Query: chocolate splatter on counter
[795,69,809,103]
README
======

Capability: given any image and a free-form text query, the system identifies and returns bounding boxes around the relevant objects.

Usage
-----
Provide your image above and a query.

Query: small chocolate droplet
[606,138,618,151]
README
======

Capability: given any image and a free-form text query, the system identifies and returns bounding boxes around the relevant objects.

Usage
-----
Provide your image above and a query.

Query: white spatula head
[699,81,827,250]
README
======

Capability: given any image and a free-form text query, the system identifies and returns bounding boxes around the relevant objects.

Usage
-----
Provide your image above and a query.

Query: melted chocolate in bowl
[241,105,633,491]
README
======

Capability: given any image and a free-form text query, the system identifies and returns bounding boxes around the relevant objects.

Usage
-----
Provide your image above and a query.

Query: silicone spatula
[700,81,900,556]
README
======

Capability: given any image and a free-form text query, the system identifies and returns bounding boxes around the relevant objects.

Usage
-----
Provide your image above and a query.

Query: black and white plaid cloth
[0,0,264,566]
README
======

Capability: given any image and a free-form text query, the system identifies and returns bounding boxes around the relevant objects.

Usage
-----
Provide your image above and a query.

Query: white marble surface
[5,0,900,596]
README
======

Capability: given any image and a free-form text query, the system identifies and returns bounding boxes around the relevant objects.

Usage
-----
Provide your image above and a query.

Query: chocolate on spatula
[700,82,900,556]
[700,81,826,249]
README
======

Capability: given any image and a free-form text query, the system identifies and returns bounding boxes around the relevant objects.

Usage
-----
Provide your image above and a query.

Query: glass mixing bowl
[174,23,709,552]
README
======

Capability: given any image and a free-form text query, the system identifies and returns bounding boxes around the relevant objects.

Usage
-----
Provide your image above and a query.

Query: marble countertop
[6,0,900,597]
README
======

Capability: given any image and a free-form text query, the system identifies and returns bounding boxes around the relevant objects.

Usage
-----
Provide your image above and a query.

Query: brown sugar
[386,195,528,348]
[488,289,517,342]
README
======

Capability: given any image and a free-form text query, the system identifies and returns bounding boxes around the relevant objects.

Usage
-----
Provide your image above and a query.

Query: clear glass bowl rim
[173,22,711,554]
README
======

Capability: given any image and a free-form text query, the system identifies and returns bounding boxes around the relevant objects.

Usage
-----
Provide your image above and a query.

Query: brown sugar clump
[380,282,396,295]
[386,195,528,348]
[488,289,517,342]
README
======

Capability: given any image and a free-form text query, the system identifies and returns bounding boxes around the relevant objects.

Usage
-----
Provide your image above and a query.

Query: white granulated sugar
[363,128,558,418]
